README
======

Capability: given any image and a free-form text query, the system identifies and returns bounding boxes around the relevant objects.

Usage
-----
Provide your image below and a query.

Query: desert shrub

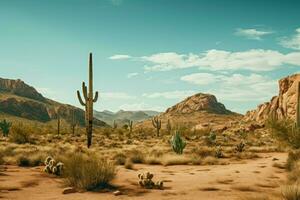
[128,149,144,163]
[206,132,217,145]
[170,130,186,154]
[124,158,133,169]
[113,153,126,165]
[202,156,219,165]
[161,154,190,166]
[281,184,300,200]
[191,146,214,158]
[287,150,300,171]
[63,153,116,190]
[16,153,45,167]
[267,118,300,149]
[145,155,161,165]
[9,125,32,144]
[215,146,224,158]
[17,155,31,166]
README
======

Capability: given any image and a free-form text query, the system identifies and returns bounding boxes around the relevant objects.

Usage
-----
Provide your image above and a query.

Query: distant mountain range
[94,109,160,126]
[0,77,159,127]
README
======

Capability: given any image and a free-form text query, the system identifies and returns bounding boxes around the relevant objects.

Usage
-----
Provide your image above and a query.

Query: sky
[0,0,300,114]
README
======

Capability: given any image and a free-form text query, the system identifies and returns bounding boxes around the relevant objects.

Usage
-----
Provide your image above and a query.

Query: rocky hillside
[0,78,107,126]
[94,109,160,125]
[245,73,300,123]
[136,93,242,131]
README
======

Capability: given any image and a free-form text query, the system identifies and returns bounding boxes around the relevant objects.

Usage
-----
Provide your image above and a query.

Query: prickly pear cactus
[43,156,64,176]
[138,172,163,190]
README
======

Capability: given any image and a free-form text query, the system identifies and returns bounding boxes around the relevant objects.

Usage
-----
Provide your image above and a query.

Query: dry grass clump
[63,152,116,190]
[128,149,144,163]
[191,146,214,158]
[287,150,300,171]
[161,154,191,166]
[9,125,33,144]
[281,184,300,200]
[16,153,46,167]
[202,156,219,165]
[124,158,134,169]
[113,152,126,165]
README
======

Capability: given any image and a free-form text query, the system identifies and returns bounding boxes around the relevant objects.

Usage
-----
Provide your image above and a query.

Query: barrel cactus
[170,130,186,154]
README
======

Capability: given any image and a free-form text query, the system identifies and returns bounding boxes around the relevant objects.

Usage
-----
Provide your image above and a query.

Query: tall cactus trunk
[297,81,300,128]
[57,115,60,136]
[77,53,99,148]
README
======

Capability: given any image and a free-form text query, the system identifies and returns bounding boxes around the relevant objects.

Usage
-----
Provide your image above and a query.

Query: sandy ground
[0,153,287,200]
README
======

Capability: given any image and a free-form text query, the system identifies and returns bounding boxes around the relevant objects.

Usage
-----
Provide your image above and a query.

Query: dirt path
[0,153,287,200]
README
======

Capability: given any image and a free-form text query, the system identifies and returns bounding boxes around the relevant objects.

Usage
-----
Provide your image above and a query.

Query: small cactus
[166,119,172,134]
[43,156,64,176]
[235,141,245,152]
[170,130,186,154]
[138,172,163,190]
[215,146,224,158]
[152,116,161,137]
[0,119,12,137]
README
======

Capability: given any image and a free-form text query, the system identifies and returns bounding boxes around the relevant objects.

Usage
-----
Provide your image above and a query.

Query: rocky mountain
[136,93,242,130]
[0,78,107,127]
[94,109,160,125]
[245,73,300,123]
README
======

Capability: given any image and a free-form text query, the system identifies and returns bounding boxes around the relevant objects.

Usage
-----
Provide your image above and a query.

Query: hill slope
[0,78,107,127]
[136,93,242,130]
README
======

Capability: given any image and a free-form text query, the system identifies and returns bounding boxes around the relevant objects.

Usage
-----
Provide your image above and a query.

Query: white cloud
[181,73,277,102]
[101,92,136,100]
[142,90,196,99]
[109,54,131,60]
[280,28,300,50]
[142,49,300,72]
[235,28,273,40]
[119,102,163,111]
[127,72,138,78]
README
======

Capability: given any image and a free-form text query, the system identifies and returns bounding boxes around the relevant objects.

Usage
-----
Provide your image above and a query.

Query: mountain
[0,78,107,127]
[94,109,160,125]
[135,93,242,130]
[245,73,300,123]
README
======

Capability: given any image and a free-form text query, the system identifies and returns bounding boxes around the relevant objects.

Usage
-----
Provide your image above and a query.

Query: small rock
[113,190,122,196]
[62,187,76,194]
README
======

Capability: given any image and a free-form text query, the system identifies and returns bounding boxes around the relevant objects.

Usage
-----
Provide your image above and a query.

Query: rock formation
[245,73,300,123]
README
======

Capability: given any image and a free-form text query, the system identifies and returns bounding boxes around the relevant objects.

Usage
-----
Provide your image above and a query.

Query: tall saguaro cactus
[77,53,99,148]
[152,116,161,137]
[297,81,300,128]
[128,120,133,134]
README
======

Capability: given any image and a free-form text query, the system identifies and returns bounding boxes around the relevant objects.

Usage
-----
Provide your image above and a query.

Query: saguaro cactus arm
[93,91,99,102]
[77,90,86,106]
[297,81,300,127]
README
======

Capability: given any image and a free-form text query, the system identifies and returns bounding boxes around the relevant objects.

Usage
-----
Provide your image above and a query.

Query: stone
[62,187,76,194]
[113,190,122,196]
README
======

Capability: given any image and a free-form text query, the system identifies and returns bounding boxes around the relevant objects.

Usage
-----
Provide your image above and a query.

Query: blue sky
[0,0,300,113]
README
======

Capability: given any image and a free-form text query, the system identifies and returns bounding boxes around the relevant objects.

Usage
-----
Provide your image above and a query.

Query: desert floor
[0,152,287,200]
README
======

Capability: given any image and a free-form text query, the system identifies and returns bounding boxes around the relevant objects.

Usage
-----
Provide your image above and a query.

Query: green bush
[63,153,116,190]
